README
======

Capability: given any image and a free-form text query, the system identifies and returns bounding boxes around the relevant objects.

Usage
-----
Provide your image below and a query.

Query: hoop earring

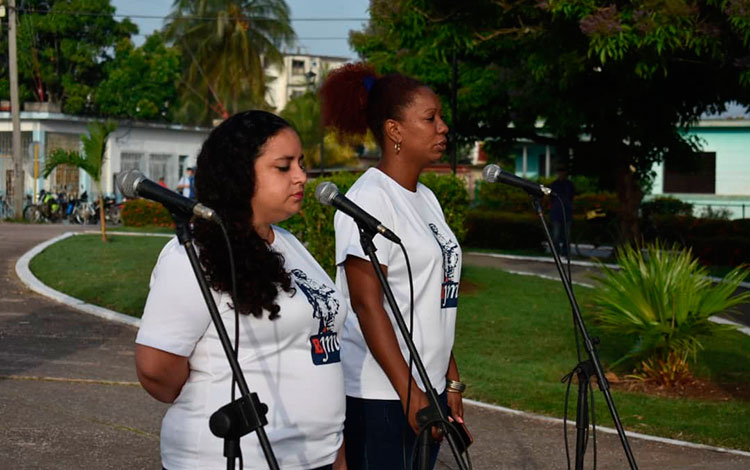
[395,142,401,154]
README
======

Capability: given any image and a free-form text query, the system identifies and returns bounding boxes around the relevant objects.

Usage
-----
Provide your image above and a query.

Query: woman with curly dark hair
[134,110,346,470]
[321,64,465,469]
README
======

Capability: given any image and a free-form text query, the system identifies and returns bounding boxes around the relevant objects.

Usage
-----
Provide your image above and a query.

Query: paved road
[1,223,748,469]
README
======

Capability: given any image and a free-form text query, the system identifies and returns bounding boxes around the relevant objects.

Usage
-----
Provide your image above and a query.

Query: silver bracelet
[446,379,466,393]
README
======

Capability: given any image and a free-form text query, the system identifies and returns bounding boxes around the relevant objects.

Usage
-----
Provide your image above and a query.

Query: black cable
[561,368,574,470]
[398,241,471,470]
[217,219,243,469]
[591,381,597,470]
[399,241,416,470]
[552,193,582,363]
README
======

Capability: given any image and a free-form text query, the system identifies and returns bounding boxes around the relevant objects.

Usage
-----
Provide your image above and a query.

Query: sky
[110,0,371,59]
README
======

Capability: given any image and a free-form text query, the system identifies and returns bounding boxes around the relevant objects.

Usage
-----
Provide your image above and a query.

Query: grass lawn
[29,234,170,317]
[28,235,750,450]
[457,266,750,451]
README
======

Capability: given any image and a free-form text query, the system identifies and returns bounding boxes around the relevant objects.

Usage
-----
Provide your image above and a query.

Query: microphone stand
[357,226,468,470]
[173,214,279,470]
[529,197,638,470]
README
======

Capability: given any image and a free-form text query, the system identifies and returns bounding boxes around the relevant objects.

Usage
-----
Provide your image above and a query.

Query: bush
[121,199,173,228]
[281,171,470,276]
[464,210,545,250]
[644,215,750,266]
[592,241,750,386]
[641,196,694,218]
[280,172,361,276]
[419,172,469,241]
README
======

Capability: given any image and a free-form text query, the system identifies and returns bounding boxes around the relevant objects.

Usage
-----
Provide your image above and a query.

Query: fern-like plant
[592,241,750,385]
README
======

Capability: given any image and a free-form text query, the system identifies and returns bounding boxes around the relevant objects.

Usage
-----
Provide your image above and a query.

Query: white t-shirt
[136,227,346,470]
[178,175,191,198]
[334,168,462,400]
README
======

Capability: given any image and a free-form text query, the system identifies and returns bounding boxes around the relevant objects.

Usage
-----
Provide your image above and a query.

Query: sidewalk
[2,223,749,469]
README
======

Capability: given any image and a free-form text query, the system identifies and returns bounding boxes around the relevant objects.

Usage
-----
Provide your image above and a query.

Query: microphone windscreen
[116,169,144,198]
[315,182,339,206]
[482,164,501,183]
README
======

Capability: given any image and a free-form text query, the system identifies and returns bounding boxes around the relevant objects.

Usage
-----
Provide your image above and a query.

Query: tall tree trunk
[614,161,643,244]
[97,181,107,243]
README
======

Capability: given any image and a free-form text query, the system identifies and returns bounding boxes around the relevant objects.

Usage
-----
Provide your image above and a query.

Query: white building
[0,111,209,200]
[264,51,349,112]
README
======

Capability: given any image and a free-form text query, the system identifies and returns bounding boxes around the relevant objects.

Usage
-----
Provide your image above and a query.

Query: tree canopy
[351,0,750,239]
[0,0,137,114]
[95,33,182,121]
[164,0,296,124]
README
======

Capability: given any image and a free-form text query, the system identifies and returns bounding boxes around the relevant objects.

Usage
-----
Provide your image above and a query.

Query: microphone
[315,182,401,243]
[482,164,555,197]
[116,169,219,223]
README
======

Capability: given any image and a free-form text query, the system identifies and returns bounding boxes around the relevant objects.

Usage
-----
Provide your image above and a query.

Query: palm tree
[164,0,295,124]
[43,121,118,242]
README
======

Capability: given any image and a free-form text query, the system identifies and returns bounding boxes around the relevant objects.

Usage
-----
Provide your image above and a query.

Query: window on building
[663,151,716,194]
[290,89,305,100]
[121,152,144,172]
[149,153,172,187]
[291,59,305,75]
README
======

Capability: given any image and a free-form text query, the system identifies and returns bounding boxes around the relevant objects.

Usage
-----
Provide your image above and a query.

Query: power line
[15,8,369,22]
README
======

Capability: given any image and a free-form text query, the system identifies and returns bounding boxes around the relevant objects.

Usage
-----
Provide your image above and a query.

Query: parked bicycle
[0,192,15,219]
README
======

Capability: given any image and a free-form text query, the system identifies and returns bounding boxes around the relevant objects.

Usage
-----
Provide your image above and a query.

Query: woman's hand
[447,390,464,424]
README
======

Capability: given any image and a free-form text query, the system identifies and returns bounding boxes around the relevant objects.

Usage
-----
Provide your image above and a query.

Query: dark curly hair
[320,63,426,146]
[192,110,294,319]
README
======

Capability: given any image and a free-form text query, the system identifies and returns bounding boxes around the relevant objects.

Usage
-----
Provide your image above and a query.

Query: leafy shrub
[473,180,536,213]
[121,199,173,227]
[281,171,470,276]
[592,241,750,386]
[573,192,619,216]
[280,172,360,276]
[419,172,469,241]
[643,215,750,266]
[464,210,545,250]
[641,196,694,218]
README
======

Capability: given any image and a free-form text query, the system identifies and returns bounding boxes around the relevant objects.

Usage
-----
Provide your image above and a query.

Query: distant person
[157,177,168,188]
[177,167,195,199]
[549,163,575,257]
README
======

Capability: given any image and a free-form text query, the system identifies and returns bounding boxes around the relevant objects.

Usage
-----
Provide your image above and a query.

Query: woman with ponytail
[135,111,346,470]
[321,64,465,470]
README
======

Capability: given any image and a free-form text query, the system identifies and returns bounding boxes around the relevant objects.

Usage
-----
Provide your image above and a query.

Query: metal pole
[9,0,25,216]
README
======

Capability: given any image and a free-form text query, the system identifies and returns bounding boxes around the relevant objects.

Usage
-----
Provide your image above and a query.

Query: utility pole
[8,0,25,216]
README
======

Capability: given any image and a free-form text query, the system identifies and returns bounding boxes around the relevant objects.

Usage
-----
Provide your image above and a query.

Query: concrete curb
[467,251,750,336]
[463,399,750,458]
[14,231,147,329]
[466,251,750,289]
[14,232,750,458]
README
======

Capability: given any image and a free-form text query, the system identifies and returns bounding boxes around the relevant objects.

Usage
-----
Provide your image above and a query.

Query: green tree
[351,0,750,241]
[95,32,182,121]
[0,0,137,114]
[43,121,118,242]
[164,0,296,124]
[280,91,359,168]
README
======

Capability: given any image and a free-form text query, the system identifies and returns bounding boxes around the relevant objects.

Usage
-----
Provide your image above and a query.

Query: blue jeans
[344,393,447,470]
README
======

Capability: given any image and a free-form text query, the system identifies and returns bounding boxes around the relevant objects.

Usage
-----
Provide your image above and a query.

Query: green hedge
[473,180,619,216]
[121,199,173,227]
[464,210,545,250]
[281,171,470,276]
[643,215,750,266]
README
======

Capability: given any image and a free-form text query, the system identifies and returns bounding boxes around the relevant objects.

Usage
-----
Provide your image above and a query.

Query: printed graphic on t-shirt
[428,223,460,308]
[291,269,342,365]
